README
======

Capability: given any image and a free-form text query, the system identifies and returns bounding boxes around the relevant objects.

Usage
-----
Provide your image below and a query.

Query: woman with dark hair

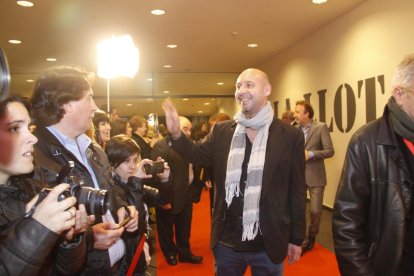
[105,134,171,275]
[0,96,89,275]
[93,109,111,149]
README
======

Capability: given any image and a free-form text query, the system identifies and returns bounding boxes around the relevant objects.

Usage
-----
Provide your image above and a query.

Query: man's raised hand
[162,98,181,139]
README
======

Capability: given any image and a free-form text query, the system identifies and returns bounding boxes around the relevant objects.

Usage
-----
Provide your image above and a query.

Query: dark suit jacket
[151,138,191,214]
[170,118,306,264]
[301,120,334,187]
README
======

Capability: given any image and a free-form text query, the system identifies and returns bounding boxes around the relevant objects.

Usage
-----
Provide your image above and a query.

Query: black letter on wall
[358,75,385,123]
[334,84,356,133]
[273,101,279,118]
[317,89,333,131]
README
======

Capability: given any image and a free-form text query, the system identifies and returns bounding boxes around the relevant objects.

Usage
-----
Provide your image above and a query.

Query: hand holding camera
[26,183,77,234]
[65,204,96,241]
[136,158,170,180]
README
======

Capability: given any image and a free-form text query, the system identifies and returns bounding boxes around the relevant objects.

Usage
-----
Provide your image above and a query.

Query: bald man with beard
[163,68,306,276]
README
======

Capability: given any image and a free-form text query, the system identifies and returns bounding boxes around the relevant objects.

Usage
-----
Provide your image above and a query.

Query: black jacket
[0,182,86,275]
[31,126,128,274]
[112,175,171,275]
[170,118,306,264]
[333,106,414,276]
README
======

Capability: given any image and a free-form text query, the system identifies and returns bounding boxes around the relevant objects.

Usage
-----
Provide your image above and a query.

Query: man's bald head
[179,116,192,138]
[237,68,270,85]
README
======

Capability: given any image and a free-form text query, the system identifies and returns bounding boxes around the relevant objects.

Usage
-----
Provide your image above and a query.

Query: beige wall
[261,0,414,208]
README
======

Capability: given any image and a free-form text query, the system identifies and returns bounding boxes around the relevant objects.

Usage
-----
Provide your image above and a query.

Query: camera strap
[24,190,48,218]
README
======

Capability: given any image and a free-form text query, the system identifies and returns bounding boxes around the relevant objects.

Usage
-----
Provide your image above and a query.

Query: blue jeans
[213,243,284,276]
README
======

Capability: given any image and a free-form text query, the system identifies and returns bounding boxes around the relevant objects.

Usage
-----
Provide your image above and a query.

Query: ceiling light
[147,78,153,81]
[97,34,140,79]
[204,102,210,106]
[16,1,34,7]
[247,44,258,48]
[217,82,224,85]
[151,9,165,15]
[8,40,21,44]
[46,58,57,62]
[166,44,178,49]
[26,79,34,83]
[182,98,189,101]
[163,90,170,94]
[126,103,132,107]
[197,110,203,114]
[163,65,172,68]
[312,0,328,3]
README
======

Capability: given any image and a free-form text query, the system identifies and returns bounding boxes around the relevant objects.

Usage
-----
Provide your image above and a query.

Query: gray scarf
[387,96,414,143]
[225,101,274,241]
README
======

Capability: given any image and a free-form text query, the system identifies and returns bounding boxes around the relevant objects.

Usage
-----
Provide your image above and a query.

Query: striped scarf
[225,101,274,241]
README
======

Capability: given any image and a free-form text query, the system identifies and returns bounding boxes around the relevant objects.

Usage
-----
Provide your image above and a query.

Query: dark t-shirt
[220,135,265,252]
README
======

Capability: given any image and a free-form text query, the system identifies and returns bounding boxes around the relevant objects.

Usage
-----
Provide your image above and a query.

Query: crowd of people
[0,52,413,276]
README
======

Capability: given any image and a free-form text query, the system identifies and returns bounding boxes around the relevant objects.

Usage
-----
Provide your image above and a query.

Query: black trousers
[156,198,193,259]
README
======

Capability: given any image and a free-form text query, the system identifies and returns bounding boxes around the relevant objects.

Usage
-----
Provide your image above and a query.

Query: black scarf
[387,96,414,143]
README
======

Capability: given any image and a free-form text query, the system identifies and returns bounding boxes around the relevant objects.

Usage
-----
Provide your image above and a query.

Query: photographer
[106,135,171,275]
[29,66,138,274]
[0,96,90,275]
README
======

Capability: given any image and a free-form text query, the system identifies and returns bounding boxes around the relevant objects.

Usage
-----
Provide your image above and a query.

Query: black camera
[143,161,164,175]
[45,161,111,219]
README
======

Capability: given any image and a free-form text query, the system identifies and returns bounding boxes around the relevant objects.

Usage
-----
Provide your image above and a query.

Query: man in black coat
[151,116,203,266]
[333,53,414,275]
[163,68,306,276]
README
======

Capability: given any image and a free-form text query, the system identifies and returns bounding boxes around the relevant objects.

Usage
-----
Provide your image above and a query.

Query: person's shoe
[166,255,177,266]
[178,254,203,264]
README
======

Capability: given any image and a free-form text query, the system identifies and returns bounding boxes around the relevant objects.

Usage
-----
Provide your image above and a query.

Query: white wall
[261,0,414,208]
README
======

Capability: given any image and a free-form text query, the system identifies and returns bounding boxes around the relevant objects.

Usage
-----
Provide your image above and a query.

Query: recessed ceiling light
[16,1,34,7]
[163,90,170,94]
[151,9,165,15]
[182,98,189,101]
[166,44,178,49]
[217,82,224,85]
[204,102,210,106]
[126,103,132,107]
[147,78,153,81]
[197,110,203,113]
[8,40,21,44]
[312,0,327,4]
[247,44,258,48]
[46,58,57,62]
[163,65,172,68]
[26,79,34,83]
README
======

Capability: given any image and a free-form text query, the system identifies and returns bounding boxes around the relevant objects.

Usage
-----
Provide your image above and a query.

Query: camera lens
[76,187,110,218]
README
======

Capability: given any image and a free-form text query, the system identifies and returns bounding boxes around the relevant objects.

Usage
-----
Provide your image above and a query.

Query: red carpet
[156,190,340,275]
